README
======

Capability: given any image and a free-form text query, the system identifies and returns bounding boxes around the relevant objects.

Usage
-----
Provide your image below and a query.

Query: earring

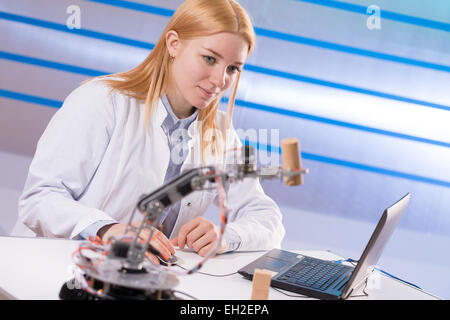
[169,54,175,63]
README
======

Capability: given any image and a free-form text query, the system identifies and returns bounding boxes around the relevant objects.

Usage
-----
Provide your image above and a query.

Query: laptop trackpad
[243,256,293,275]
[261,257,291,273]
[238,249,301,277]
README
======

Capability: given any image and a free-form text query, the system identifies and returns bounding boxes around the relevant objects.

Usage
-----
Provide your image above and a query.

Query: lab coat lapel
[150,99,170,186]
[180,118,203,172]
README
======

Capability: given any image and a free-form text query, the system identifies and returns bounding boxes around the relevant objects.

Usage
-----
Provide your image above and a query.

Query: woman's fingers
[192,231,215,254]
[145,252,160,264]
[154,230,176,255]
[131,223,175,261]
[149,237,172,260]
[198,242,215,257]
[174,217,224,256]
[176,218,203,249]
[97,222,176,264]
[186,223,211,248]
[126,218,224,260]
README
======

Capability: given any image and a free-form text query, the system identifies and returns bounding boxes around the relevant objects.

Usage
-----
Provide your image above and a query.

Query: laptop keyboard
[275,256,353,291]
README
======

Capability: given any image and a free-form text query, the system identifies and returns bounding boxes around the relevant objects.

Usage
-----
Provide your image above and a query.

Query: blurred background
[0,0,449,298]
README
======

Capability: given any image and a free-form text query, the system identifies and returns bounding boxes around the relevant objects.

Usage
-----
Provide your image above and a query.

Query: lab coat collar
[154,98,168,128]
[184,120,202,167]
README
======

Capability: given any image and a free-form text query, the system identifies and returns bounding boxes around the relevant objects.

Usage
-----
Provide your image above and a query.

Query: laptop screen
[341,193,410,298]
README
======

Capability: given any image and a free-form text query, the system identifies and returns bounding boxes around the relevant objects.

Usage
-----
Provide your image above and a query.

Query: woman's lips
[198,86,215,98]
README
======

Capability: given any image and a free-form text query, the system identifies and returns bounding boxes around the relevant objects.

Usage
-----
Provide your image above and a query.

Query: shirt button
[186,202,191,207]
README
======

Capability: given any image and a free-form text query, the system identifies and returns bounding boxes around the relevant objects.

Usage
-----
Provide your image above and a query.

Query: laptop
[238,193,411,300]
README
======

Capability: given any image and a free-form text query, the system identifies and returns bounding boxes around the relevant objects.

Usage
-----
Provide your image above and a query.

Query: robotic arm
[61,142,308,300]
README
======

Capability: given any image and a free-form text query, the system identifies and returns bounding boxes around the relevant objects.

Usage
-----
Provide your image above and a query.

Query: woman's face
[166,31,249,118]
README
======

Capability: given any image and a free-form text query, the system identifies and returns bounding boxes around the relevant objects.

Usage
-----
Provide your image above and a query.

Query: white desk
[0,236,440,300]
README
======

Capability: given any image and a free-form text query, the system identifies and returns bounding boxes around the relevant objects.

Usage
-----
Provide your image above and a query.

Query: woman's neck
[165,89,196,119]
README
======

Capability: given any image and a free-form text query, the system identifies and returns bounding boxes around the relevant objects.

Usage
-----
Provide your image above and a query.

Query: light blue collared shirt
[158,95,199,236]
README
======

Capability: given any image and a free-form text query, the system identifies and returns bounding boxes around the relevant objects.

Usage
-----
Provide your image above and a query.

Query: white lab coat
[18,79,285,251]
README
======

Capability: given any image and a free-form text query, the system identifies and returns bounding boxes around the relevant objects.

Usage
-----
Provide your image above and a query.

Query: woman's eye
[228,65,241,73]
[203,56,216,64]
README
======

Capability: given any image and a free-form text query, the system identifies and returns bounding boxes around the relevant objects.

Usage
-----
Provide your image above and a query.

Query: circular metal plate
[83,259,179,291]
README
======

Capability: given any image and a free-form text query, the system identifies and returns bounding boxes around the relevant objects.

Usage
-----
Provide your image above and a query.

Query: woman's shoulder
[56,77,130,129]
[63,76,138,115]
[67,76,121,101]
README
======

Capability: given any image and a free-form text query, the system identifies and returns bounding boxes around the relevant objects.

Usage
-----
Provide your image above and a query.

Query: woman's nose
[209,66,227,89]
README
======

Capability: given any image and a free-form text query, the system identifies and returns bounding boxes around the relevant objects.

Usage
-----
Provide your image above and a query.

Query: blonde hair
[85,0,255,161]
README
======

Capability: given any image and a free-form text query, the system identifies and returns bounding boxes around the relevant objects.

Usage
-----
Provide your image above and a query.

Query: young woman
[18,0,285,263]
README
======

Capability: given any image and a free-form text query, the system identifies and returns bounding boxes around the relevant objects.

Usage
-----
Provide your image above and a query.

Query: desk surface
[0,236,440,300]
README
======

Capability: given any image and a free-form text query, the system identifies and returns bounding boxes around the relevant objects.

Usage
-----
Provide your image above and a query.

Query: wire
[272,287,309,298]
[173,290,200,300]
[333,258,422,290]
[197,271,238,277]
[333,258,357,266]
[175,264,238,277]
[374,267,422,290]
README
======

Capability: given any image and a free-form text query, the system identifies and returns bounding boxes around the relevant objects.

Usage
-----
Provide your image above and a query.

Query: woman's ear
[165,30,180,58]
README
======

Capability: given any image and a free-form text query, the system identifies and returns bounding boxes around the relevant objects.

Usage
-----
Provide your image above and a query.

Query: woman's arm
[18,80,117,238]
[220,176,285,251]
[220,127,285,251]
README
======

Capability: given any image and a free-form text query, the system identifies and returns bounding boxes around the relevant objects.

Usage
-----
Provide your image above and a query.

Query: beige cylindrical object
[250,269,272,300]
[281,137,303,186]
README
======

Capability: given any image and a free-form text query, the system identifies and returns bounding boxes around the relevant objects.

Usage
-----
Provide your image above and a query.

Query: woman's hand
[170,216,227,256]
[98,222,175,264]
